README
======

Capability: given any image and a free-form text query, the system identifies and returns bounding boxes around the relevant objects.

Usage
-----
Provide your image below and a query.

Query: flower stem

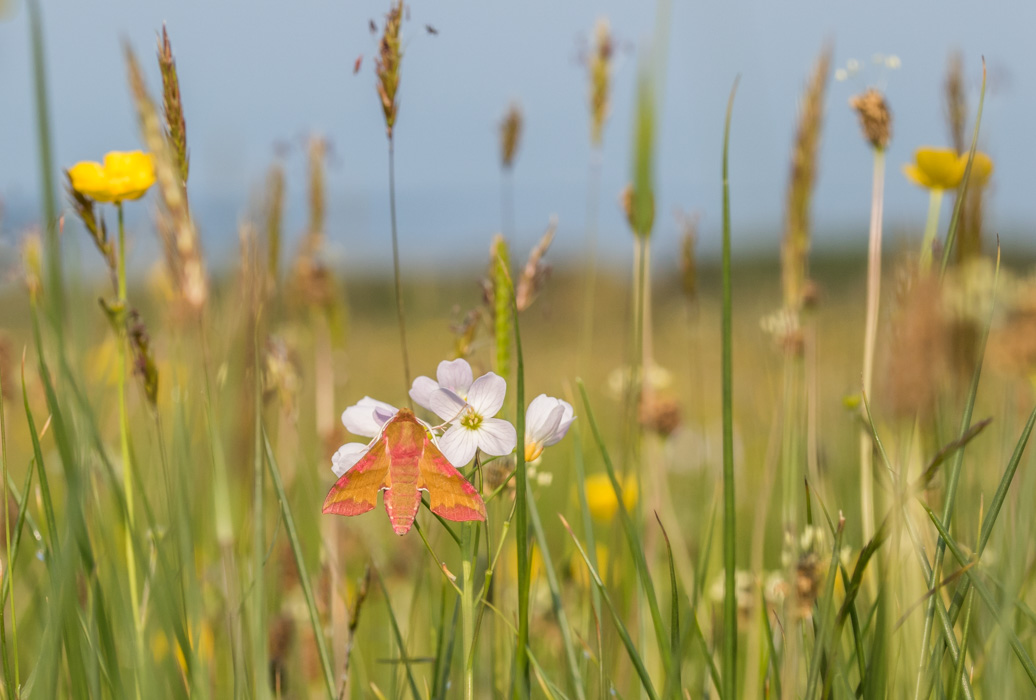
[117,202,145,691]
[387,137,413,404]
[721,77,739,700]
[859,148,885,546]
[461,522,476,700]
[919,188,944,273]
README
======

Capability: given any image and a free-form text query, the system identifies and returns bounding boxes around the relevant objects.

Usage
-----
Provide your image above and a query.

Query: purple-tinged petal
[429,388,468,423]
[409,376,440,411]
[331,443,369,478]
[439,424,479,467]
[341,396,397,438]
[543,399,575,446]
[476,418,517,456]
[436,359,474,396]
[466,372,506,417]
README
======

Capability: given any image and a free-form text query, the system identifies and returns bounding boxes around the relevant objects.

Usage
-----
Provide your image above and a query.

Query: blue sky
[1,0,1034,271]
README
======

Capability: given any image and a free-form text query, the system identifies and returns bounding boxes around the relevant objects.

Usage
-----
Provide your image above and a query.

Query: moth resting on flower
[322,407,486,535]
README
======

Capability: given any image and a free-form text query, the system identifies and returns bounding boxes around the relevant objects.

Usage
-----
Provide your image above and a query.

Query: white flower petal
[528,403,564,446]
[544,400,575,447]
[438,424,479,467]
[429,388,468,423]
[466,372,506,417]
[341,396,397,438]
[526,395,560,439]
[409,376,440,411]
[476,418,517,456]
[331,443,369,478]
[436,359,474,396]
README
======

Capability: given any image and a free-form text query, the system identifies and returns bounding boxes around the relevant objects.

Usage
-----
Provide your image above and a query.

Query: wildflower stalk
[387,138,413,404]
[721,77,739,700]
[116,202,146,690]
[859,148,885,546]
[580,152,603,363]
[919,188,944,273]
[461,521,477,700]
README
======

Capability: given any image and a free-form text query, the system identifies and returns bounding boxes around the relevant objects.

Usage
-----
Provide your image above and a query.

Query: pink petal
[436,359,474,396]
[409,376,439,411]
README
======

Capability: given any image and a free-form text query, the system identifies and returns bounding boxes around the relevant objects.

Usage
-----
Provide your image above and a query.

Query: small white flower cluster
[331,358,575,477]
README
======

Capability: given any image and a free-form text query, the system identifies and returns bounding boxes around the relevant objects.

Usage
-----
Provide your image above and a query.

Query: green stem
[28,0,64,336]
[580,151,602,366]
[721,77,739,700]
[117,202,144,694]
[0,360,18,695]
[859,148,885,547]
[387,136,413,405]
[919,188,944,273]
[462,521,476,700]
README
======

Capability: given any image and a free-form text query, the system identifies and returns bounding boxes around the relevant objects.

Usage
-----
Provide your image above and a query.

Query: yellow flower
[969,151,994,186]
[68,150,155,203]
[584,473,638,522]
[903,147,993,191]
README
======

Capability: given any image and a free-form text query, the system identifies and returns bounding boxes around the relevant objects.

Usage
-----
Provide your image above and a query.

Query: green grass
[3,10,1036,699]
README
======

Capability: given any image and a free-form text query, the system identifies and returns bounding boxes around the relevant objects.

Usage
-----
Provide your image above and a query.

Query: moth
[322,408,487,535]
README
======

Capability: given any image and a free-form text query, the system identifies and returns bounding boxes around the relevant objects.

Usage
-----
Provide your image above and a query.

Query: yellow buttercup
[68,150,155,203]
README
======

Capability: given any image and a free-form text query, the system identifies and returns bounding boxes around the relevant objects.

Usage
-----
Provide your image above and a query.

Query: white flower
[341,396,398,438]
[524,394,575,462]
[410,359,475,411]
[331,396,399,478]
[427,372,516,467]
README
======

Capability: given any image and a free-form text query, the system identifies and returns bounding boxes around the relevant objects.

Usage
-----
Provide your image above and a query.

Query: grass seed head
[588,17,613,147]
[500,102,524,170]
[157,24,189,186]
[782,44,831,312]
[515,217,556,312]
[126,43,208,310]
[376,0,404,139]
[850,87,892,150]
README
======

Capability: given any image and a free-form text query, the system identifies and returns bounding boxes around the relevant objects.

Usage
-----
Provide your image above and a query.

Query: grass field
[4,3,1036,699]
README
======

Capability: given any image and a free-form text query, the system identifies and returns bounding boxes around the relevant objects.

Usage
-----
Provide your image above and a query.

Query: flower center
[460,407,483,431]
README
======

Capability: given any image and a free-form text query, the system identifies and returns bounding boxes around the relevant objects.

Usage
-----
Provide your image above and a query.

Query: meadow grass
[4,7,1036,700]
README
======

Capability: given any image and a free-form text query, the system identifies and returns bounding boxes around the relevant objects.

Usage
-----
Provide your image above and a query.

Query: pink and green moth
[322,408,487,535]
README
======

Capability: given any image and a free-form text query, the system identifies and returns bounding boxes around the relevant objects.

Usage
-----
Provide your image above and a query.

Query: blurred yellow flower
[903,147,992,191]
[584,472,638,522]
[969,151,994,186]
[68,150,155,203]
[570,544,610,589]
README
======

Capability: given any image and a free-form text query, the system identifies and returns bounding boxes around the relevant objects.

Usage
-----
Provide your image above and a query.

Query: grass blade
[263,428,336,698]
[527,487,587,700]
[372,565,422,700]
[560,514,659,700]
[577,381,670,672]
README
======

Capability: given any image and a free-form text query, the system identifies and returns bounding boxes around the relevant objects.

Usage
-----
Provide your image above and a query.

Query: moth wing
[322,437,389,516]
[419,442,487,522]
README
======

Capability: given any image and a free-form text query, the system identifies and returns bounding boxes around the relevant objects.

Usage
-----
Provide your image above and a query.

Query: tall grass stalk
[0,367,18,697]
[28,0,63,334]
[511,287,530,699]
[387,139,413,403]
[859,147,885,547]
[115,202,145,681]
[721,77,739,700]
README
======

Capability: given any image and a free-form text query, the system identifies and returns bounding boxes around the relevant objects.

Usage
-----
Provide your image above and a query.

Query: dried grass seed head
[376,0,404,139]
[500,102,523,169]
[850,88,892,150]
[589,17,613,147]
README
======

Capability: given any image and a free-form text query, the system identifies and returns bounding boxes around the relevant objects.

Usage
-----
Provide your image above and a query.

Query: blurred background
[0,0,1033,274]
